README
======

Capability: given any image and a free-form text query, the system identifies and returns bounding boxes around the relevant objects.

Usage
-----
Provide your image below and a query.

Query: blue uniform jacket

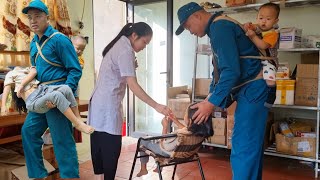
[30,25,82,93]
[206,17,262,108]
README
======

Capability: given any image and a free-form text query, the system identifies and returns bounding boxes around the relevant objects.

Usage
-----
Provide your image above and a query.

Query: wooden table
[0,100,89,145]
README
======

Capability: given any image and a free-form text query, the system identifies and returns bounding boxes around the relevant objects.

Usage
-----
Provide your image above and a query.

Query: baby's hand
[161,117,169,127]
[246,29,256,38]
[243,22,252,31]
[46,101,56,109]
[16,85,24,98]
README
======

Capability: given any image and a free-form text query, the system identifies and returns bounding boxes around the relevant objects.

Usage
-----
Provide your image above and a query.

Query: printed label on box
[297,141,311,152]
[214,112,222,118]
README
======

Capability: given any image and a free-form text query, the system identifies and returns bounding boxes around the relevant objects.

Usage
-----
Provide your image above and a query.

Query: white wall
[93,0,126,77]
[67,0,126,100]
[67,0,94,100]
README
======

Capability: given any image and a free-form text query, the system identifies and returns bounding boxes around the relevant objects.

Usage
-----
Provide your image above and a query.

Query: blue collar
[205,12,223,35]
[33,25,55,43]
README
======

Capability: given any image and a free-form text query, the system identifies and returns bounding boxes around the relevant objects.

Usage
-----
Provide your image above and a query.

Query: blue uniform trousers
[231,79,269,180]
[21,109,79,178]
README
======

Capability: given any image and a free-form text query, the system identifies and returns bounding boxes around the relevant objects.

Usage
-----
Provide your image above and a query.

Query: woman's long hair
[11,86,27,114]
[102,22,153,57]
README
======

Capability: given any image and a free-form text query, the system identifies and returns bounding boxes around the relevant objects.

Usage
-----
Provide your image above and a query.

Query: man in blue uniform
[21,0,82,179]
[175,2,270,180]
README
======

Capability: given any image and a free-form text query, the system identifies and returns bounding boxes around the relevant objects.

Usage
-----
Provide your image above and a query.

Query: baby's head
[71,35,88,56]
[257,3,280,31]
[184,103,213,138]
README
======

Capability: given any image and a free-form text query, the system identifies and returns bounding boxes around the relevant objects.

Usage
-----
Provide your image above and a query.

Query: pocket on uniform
[242,80,268,103]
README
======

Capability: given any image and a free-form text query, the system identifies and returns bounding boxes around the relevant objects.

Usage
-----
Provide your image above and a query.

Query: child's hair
[187,103,213,138]
[259,2,280,18]
[71,35,88,44]
[102,22,153,57]
[10,87,27,114]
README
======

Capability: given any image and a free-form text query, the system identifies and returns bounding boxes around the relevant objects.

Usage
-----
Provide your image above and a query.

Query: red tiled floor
[58,144,318,180]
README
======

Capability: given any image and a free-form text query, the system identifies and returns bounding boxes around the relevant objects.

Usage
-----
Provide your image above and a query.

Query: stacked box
[276,134,316,158]
[210,118,226,145]
[295,64,318,106]
[279,27,302,49]
[167,86,190,119]
[275,80,295,105]
[194,78,212,98]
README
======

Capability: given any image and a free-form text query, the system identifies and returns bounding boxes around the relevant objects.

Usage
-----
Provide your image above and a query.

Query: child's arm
[168,113,186,129]
[16,67,37,97]
[246,29,271,50]
[1,85,11,115]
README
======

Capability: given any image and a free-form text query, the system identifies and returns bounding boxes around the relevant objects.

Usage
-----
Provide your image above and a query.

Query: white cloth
[4,66,39,92]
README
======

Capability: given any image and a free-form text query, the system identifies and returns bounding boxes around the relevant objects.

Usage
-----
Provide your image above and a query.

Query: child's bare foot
[136,169,148,177]
[153,167,162,173]
[74,121,94,134]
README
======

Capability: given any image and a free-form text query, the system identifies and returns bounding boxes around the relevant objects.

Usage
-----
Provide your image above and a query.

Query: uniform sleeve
[263,31,279,48]
[4,71,14,87]
[208,21,241,108]
[55,35,82,93]
[118,52,136,77]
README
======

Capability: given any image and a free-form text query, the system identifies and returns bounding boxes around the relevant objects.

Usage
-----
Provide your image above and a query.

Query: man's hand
[191,100,214,124]
[46,101,56,109]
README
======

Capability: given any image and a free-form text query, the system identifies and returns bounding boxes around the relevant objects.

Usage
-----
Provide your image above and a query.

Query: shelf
[203,142,228,149]
[0,50,29,55]
[278,48,320,52]
[207,0,320,14]
[272,104,318,110]
[264,148,318,163]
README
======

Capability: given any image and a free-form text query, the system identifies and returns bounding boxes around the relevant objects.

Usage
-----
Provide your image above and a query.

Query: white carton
[279,27,302,49]
[302,35,320,48]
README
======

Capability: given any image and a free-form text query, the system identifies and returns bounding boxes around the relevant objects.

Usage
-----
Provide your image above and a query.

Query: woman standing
[88,22,172,180]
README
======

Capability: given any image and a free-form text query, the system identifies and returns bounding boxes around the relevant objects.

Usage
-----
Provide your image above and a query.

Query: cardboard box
[274,80,295,105]
[167,86,191,119]
[276,133,316,158]
[295,78,318,106]
[279,27,302,49]
[212,118,226,136]
[210,135,226,145]
[289,121,312,135]
[194,78,212,98]
[301,53,319,64]
[296,64,318,79]
[276,63,290,80]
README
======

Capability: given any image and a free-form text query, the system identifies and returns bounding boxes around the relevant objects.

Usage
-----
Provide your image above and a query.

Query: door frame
[119,0,173,137]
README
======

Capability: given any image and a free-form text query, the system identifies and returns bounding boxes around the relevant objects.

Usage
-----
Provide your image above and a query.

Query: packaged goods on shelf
[276,133,316,158]
[197,44,212,55]
[279,27,302,49]
[210,135,226,145]
[295,64,318,106]
[194,78,212,98]
[212,118,226,136]
[276,63,290,80]
[274,80,295,105]
[302,35,320,48]
[225,0,255,7]
[167,86,191,119]
[279,121,294,137]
